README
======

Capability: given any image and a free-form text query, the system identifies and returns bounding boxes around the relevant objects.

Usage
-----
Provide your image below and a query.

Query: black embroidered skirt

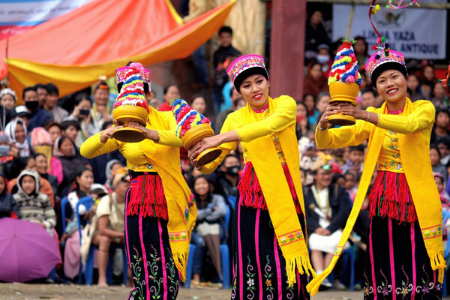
[231,204,310,300]
[363,216,442,300]
[124,188,179,300]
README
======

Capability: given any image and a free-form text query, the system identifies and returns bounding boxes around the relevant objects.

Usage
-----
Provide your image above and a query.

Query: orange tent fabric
[0,0,235,99]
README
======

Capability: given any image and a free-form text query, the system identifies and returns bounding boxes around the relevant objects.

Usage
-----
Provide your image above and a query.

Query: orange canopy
[0,0,235,99]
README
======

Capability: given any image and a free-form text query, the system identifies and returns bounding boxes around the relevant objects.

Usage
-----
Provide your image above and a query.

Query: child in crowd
[430,145,448,182]
[435,173,450,208]
[438,138,450,165]
[0,172,19,218]
[13,169,56,234]
[341,145,364,175]
[344,171,358,203]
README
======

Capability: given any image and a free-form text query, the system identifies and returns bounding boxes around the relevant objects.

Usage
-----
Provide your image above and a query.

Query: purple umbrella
[0,218,60,282]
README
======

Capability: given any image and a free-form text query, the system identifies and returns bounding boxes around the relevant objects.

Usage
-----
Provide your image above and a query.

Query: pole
[345,2,355,40]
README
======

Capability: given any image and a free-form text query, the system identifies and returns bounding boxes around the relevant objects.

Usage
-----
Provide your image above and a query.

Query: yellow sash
[307,99,445,295]
[137,108,197,281]
[241,96,315,286]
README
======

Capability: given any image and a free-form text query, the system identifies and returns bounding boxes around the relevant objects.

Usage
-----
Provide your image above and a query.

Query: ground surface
[1,284,449,300]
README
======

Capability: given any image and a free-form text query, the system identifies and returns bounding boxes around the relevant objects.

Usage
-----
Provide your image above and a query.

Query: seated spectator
[296,101,310,139]
[317,44,332,77]
[359,89,376,110]
[303,60,328,100]
[0,172,18,219]
[431,110,450,144]
[300,142,321,185]
[34,83,48,109]
[103,159,125,192]
[159,84,180,111]
[22,87,53,132]
[341,145,364,175]
[218,154,240,198]
[62,166,94,279]
[64,93,100,148]
[14,169,56,234]
[332,173,345,188]
[344,171,358,203]
[30,127,63,185]
[431,82,448,110]
[305,10,330,64]
[213,26,241,115]
[61,120,81,155]
[44,83,68,123]
[0,88,17,111]
[316,92,331,116]
[435,173,450,208]
[406,74,426,102]
[304,93,319,126]
[91,174,128,286]
[305,163,351,288]
[6,156,55,207]
[61,166,94,241]
[4,118,33,157]
[91,82,111,130]
[438,138,450,166]
[45,121,62,145]
[430,145,448,182]
[419,64,436,100]
[190,175,227,288]
[53,136,84,197]
[35,153,59,200]
[191,94,215,130]
[353,36,369,69]
[0,131,18,176]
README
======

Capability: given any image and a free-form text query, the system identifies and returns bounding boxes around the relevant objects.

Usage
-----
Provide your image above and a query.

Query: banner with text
[332,1,447,59]
[0,0,92,40]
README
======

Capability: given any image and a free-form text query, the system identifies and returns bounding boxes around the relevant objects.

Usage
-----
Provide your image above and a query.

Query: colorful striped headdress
[328,41,362,87]
[116,63,151,91]
[226,55,268,91]
[365,48,406,87]
[113,65,149,111]
[171,99,210,138]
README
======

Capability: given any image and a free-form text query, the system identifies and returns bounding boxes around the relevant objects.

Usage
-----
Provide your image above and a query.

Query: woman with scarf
[5,118,33,157]
[303,59,329,100]
[54,136,84,197]
[306,45,445,299]
[81,63,196,300]
[189,55,314,299]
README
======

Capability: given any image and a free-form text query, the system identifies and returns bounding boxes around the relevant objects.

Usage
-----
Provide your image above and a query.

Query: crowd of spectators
[0,8,449,291]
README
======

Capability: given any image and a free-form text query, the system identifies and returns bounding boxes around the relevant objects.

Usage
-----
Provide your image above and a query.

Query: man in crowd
[213,26,241,115]
[23,87,53,132]
[91,82,111,130]
[44,83,68,123]
[34,84,48,109]
[218,154,241,198]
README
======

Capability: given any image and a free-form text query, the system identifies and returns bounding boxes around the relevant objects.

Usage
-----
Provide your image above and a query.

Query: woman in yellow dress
[81,63,196,299]
[306,46,445,299]
[189,55,314,300]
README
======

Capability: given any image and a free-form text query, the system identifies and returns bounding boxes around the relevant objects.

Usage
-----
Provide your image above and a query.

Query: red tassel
[127,173,168,220]
[238,162,302,215]
[369,171,417,223]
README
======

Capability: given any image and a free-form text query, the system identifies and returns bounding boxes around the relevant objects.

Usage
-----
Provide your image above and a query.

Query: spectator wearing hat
[305,162,351,288]
[0,88,17,111]
[91,82,111,130]
[22,87,53,132]
[44,83,68,123]
[91,173,129,286]
[14,105,31,128]
[4,118,33,157]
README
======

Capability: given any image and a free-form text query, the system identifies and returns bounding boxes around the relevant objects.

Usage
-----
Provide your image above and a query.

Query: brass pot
[112,105,148,143]
[181,123,222,166]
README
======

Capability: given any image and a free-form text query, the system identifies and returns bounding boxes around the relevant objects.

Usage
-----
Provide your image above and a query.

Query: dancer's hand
[127,122,159,142]
[318,104,340,130]
[100,126,123,143]
[337,102,366,120]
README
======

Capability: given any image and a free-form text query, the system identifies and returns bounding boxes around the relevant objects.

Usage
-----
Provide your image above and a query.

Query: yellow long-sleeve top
[80,110,181,171]
[200,96,297,174]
